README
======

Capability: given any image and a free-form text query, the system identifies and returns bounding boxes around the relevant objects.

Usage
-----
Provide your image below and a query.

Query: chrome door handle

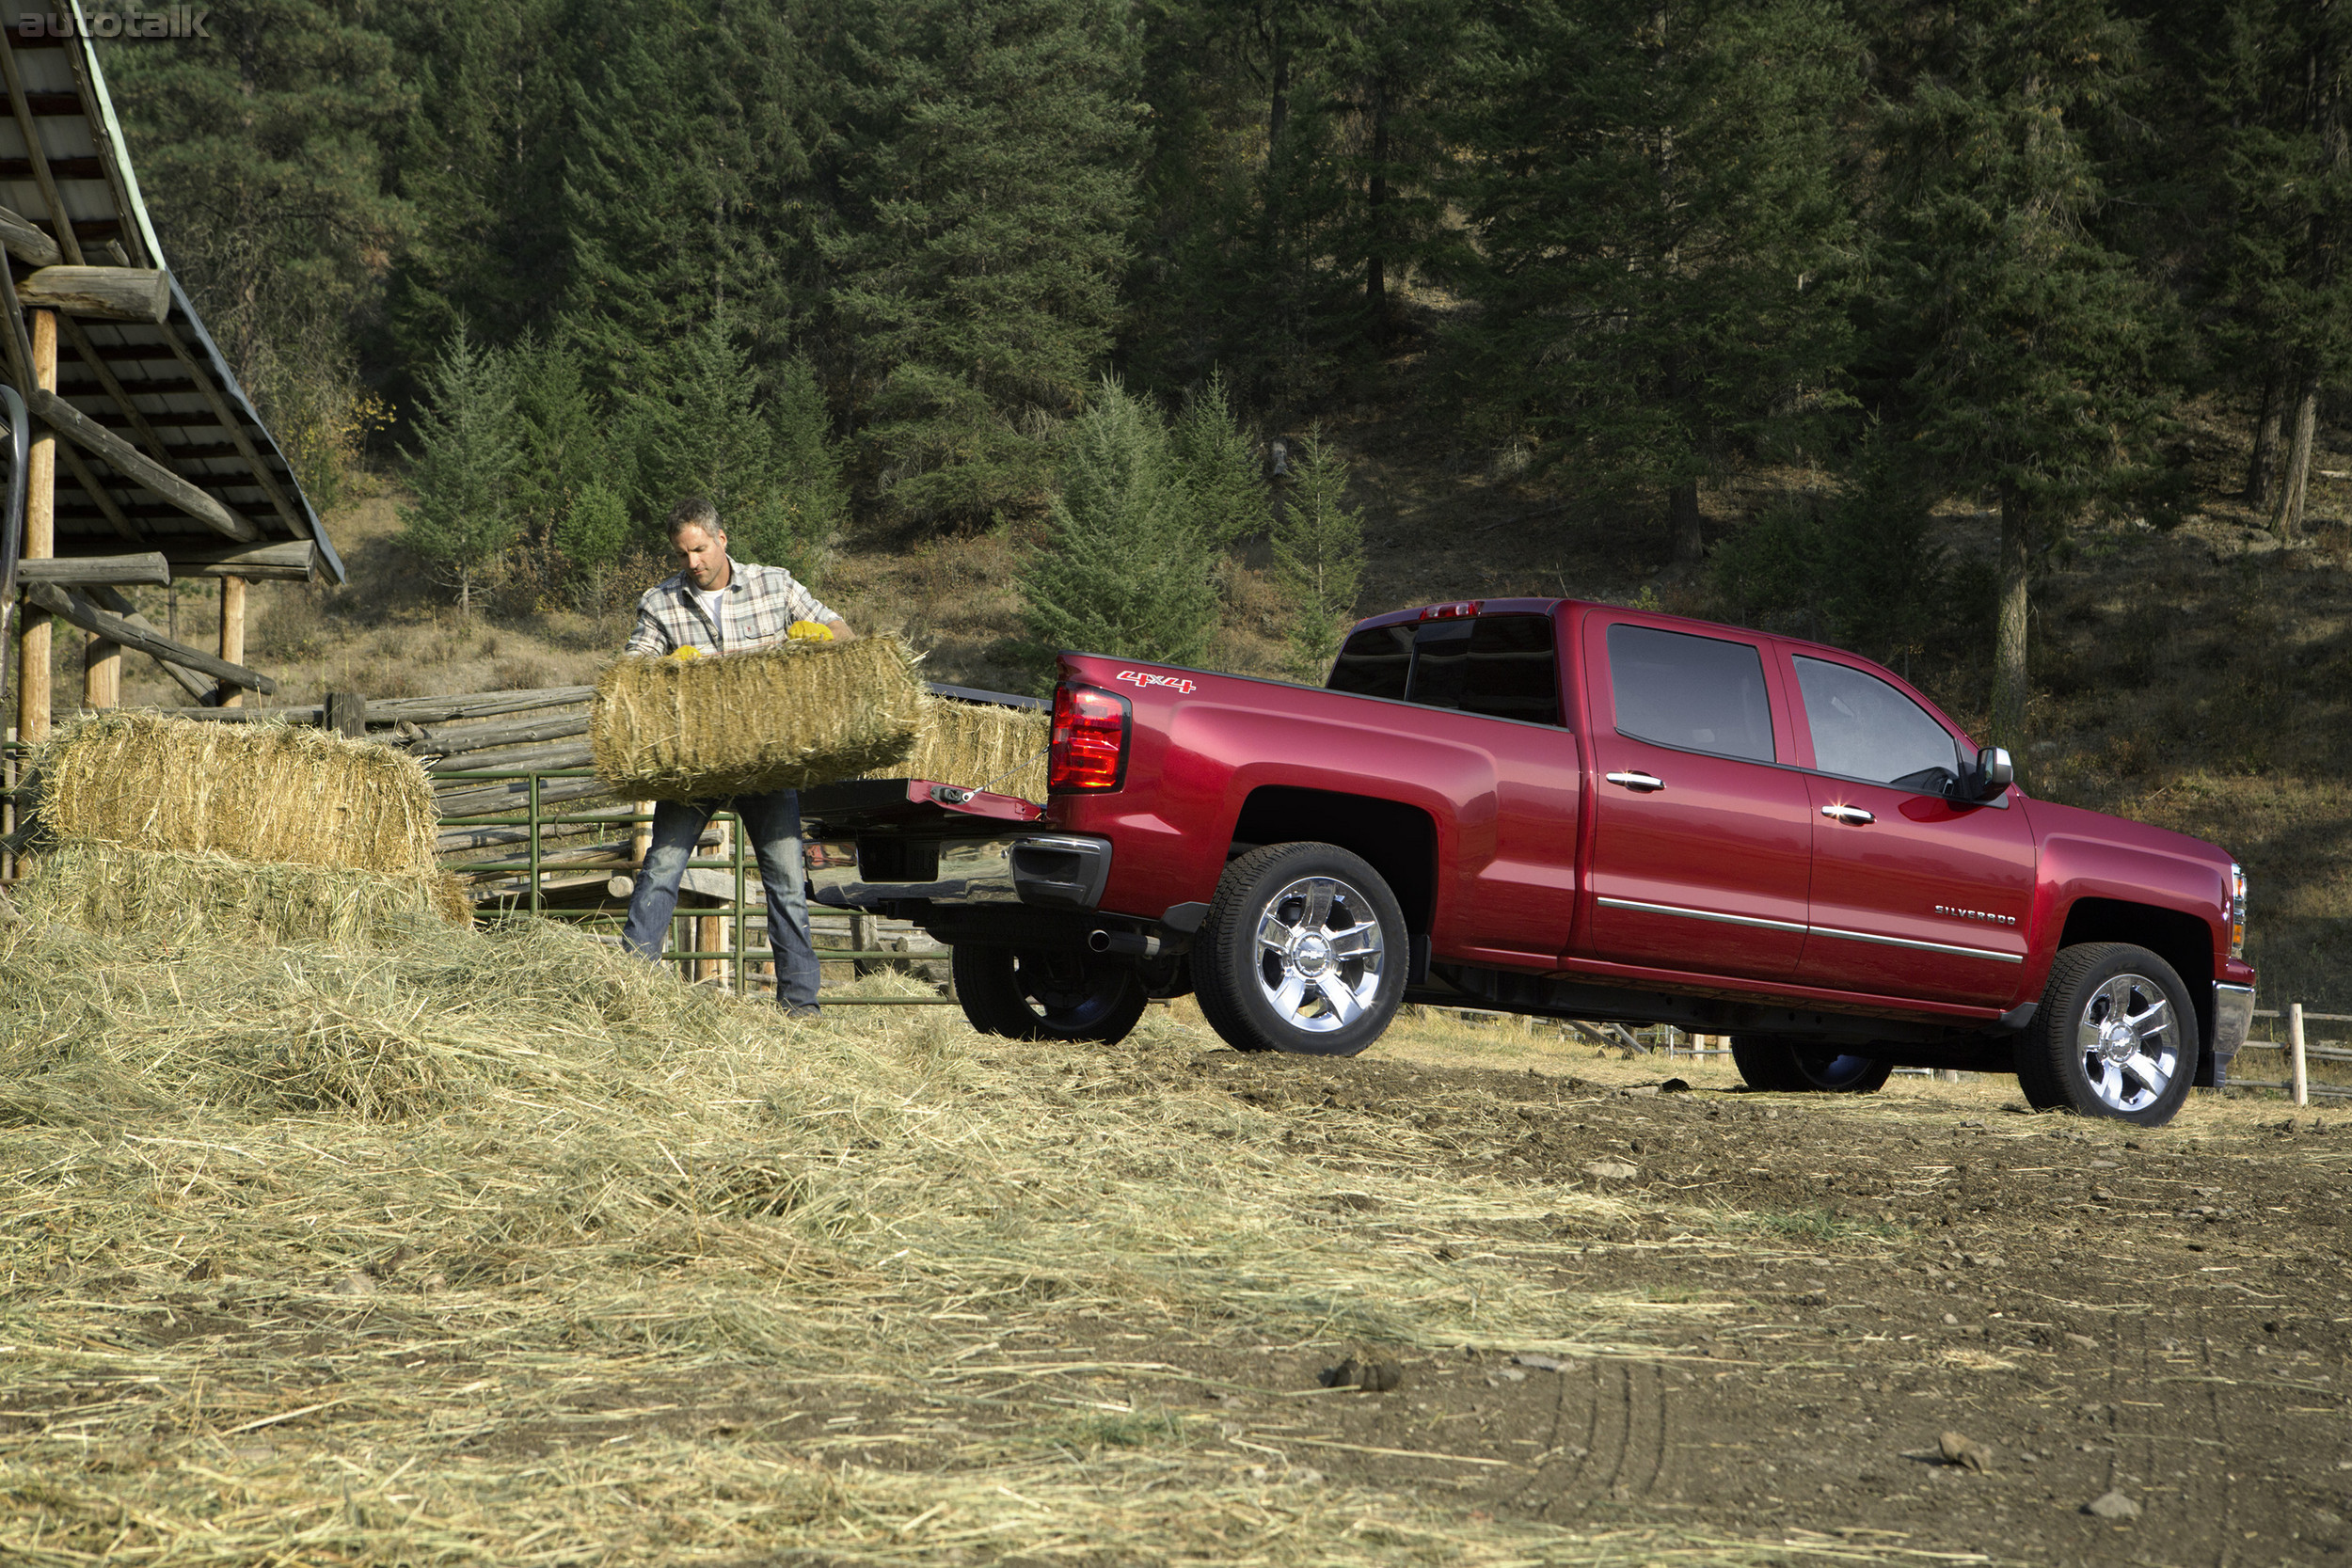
[1820,804,1875,825]
[1606,770,1666,792]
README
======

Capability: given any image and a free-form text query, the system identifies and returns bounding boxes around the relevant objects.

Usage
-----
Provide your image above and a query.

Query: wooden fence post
[216,575,245,708]
[2290,1002,2309,1108]
[14,308,53,744]
[325,690,366,738]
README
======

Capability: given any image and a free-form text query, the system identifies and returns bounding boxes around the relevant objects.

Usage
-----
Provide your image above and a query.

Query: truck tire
[2016,942,2199,1125]
[1193,843,1406,1056]
[1729,1037,1894,1094]
[950,944,1149,1044]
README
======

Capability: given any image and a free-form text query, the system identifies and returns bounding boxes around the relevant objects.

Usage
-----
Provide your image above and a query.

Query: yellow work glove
[787,620,834,641]
[667,644,702,660]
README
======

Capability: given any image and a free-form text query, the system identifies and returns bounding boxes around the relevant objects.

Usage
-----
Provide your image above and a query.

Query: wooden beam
[158,328,309,538]
[29,388,259,542]
[85,583,211,704]
[16,552,169,586]
[17,267,170,324]
[56,314,171,465]
[0,203,57,267]
[366,687,598,722]
[24,582,274,693]
[326,690,367,738]
[14,309,53,745]
[0,29,79,266]
[217,574,245,707]
[60,40,149,269]
[52,438,144,542]
[169,540,318,582]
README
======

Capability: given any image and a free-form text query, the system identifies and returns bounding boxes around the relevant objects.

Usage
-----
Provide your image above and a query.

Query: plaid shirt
[625,561,839,656]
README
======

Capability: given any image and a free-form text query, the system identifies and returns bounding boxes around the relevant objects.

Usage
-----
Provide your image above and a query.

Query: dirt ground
[653,1024,2345,1568]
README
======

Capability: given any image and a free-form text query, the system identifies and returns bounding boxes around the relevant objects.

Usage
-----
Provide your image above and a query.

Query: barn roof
[0,20,343,583]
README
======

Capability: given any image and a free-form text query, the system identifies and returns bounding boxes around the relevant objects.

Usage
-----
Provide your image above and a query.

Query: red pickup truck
[807,599,2256,1127]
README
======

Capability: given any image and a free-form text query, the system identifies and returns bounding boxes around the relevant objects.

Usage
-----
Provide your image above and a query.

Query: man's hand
[825,618,856,641]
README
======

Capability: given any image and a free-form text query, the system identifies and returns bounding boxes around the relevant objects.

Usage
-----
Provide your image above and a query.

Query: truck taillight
[1049,685,1130,792]
[1419,600,1483,621]
[2231,863,2247,958]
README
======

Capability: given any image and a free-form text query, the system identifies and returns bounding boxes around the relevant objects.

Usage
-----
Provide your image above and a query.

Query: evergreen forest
[96,0,2352,740]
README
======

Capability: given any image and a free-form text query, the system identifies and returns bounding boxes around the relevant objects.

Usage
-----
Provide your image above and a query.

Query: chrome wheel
[2075,972,2178,1115]
[1252,875,1386,1036]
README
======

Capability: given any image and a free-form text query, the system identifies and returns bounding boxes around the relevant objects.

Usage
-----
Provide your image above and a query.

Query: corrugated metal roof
[0,14,344,582]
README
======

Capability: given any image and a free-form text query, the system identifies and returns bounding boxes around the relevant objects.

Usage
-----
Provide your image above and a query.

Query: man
[620,497,853,1017]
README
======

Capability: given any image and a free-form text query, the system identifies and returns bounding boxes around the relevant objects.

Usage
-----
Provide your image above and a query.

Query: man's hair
[666,496,722,540]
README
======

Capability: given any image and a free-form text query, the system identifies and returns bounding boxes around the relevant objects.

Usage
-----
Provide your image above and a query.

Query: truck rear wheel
[1193,843,1406,1056]
[2016,942,2198,1125]
[950,944,1149,1044]
[1729,1037,1894,1094]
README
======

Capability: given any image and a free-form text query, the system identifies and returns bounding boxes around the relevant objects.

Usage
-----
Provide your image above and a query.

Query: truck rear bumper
[811,832,1113,913]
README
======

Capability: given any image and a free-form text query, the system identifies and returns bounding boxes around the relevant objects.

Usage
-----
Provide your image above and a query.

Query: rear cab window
[1789,654,1964,796]
[1328,612,1565,726]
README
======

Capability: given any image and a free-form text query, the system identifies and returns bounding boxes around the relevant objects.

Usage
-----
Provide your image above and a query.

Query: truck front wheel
[950,945,1149,1044]
[1194,843,1406,1056]
[2015,942,2199,1125]
[1729,1037,1894,1094]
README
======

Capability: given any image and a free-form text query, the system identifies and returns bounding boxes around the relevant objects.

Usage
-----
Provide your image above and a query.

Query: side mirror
[1973,745,2013,800]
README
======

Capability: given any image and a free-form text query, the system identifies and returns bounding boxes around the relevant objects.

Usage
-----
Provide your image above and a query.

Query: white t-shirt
[692,585,728,647]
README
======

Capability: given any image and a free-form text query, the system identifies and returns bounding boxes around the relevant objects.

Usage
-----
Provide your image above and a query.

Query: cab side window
[1606,624,1775,763]
[1793,656,1962,793]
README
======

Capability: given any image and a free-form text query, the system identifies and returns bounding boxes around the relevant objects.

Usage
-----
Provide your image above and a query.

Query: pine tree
[556,480,636,611]
[822,0,1144,529]
[102,0,414,494]
[1018,379,1221,676]
[1170,370,1266,544]
[1880,0,2176,746]
[2173,0,2352,533]
[559,0,822,391]
[1441,0,1862,561]
[624,319,840,581]
[379,0,577,368]
[399,329,524,618]
[511,332,609,583]
[1269,427,1363,682]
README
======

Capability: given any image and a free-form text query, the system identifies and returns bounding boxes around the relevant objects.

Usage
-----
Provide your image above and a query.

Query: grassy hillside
[38,397,2352,1012]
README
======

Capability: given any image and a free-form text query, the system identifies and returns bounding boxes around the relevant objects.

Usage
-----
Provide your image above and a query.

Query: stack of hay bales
[19,713,467,945]
[591,636,928,800]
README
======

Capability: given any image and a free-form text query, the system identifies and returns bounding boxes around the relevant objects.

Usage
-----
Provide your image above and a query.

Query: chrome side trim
[1806,924,2025,964]
[1597,895,2023,964]
[2212,982,2255,1060]
[1597,895,1807,935]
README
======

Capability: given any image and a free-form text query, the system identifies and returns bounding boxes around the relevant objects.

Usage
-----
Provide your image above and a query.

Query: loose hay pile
[40,710,440,875]
[0,912,1743,1567]
[880,695,1051,799]
[592,636,925,800]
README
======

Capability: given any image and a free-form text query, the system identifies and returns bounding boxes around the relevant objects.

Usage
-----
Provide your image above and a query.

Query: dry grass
[0,908,1852,1568]
[880,695,1050,799]
[592,638,925,801]
[36,712,440,877]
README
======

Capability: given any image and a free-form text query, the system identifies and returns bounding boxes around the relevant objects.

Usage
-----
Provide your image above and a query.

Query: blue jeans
[621,788,822,1010]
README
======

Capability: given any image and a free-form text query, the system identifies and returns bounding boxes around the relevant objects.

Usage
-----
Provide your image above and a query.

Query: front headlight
[2230,863,2247,958]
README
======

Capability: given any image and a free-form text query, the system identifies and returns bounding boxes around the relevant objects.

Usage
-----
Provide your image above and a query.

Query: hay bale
[40,712,439,876]
[591,637,925,801]
[18,839,463,946]
[879,697,1051,800]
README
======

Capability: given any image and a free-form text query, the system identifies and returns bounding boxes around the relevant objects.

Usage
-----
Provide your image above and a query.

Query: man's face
[674,524,729,591]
